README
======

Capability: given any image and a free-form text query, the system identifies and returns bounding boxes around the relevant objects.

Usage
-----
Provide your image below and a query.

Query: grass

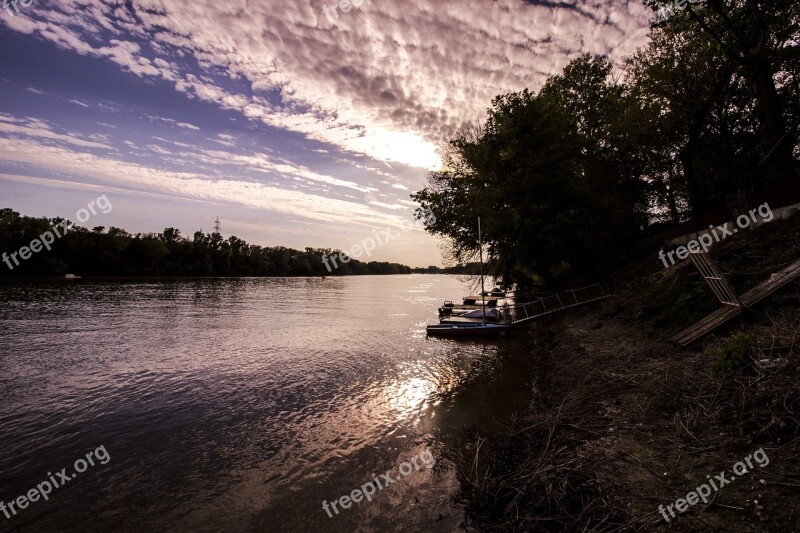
[455,214,800,531]
[708,331,756,377]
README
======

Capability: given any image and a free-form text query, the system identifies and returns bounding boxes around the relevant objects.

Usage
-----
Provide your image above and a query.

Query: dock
[510,284,610,326]
[436,256,797,341]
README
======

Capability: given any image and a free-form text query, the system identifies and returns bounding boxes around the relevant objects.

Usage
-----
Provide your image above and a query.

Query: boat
[426,322,510,336]
[426,217,512,337]
[440,307,508,323]
[438,298,499,318]
[462,297,498,307]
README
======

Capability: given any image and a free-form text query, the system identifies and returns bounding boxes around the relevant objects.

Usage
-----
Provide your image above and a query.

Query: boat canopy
[461,308,501,319]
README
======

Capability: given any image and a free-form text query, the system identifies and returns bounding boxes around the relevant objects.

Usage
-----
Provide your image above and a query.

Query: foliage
[414,2,798,288]
[708,331,756,377]
[0,209,412,277]
[413,56,651,286]
[634,269,719,331]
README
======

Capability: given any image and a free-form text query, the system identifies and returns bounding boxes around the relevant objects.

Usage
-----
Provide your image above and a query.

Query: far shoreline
[0,273,458,282]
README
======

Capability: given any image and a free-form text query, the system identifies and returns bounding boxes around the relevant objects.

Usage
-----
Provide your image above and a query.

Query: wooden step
[670,258,800,346]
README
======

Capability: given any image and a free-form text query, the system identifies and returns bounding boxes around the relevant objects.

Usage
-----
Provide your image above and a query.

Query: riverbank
[457,216,800,531]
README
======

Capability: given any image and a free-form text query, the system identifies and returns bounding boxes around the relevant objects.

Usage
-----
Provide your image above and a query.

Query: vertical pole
[478,217,486,326]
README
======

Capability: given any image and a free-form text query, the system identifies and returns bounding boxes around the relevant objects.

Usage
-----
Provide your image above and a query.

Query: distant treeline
[0,209,415,277]
[413,264,482,275]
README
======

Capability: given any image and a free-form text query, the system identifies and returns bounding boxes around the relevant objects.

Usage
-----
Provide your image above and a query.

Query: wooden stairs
[670,258,800,347]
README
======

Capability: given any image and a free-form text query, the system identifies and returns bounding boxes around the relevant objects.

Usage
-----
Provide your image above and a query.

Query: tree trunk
[746,55,798,181]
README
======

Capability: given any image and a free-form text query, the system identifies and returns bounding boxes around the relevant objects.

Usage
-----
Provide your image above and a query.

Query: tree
[414,56,648,286]
[645,0,800,182]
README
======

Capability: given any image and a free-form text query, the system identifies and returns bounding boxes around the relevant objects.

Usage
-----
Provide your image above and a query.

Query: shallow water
[0,276,535,532]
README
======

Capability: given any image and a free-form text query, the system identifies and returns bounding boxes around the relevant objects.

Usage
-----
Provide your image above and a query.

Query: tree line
[0,209,413,277]
[413,0,799,287]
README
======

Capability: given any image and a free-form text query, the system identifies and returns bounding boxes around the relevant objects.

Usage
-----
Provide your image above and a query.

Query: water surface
[0,276,535,532]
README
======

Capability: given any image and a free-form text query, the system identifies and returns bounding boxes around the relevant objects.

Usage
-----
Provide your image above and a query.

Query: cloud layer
[2,0,650,167]
[0,0,652,264]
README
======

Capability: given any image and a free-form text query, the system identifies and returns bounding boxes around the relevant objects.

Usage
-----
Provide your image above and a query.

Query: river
[0,275,536,532]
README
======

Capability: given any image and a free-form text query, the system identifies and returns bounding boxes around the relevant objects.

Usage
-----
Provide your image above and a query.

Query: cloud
[214,133,236,147]
[369,200,408,210]
[145,114,201,131]
[0,113,112,150]
[1,0,650,171]
[0,134,405,227]
[0,173,218,204]
[145,144,173,155]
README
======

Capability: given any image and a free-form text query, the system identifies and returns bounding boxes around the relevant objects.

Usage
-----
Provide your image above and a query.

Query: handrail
[508,283,609,325]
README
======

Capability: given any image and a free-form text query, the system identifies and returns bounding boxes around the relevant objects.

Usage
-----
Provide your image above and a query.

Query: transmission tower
[213,216,222,235]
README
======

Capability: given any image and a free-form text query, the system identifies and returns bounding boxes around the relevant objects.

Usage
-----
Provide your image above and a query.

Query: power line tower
[213,216,222,235]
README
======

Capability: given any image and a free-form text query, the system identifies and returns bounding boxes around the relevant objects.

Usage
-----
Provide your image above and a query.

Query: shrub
[708,332,756,377]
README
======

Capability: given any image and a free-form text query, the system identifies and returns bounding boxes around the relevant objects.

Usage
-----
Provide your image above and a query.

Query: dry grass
[456,283,800,532]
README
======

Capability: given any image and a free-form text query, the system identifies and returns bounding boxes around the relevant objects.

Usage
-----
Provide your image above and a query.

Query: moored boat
[440,307,509,324]
[426,323,511,336]
[427,217,512,337]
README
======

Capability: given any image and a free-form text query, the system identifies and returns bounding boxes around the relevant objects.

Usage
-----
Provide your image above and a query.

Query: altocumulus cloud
[0,0,651,236]
[1,0,650,168]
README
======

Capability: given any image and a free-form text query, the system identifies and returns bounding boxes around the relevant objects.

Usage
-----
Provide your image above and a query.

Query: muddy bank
[456,217,800,531]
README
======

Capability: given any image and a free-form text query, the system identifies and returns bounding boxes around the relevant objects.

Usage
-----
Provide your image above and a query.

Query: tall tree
[646,0,800,182]
[414,57,648,286]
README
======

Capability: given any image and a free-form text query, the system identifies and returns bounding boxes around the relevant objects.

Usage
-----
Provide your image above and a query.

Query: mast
[478,217,486,326]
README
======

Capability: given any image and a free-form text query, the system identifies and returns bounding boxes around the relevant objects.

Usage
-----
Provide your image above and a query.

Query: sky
[0,0,652,267]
